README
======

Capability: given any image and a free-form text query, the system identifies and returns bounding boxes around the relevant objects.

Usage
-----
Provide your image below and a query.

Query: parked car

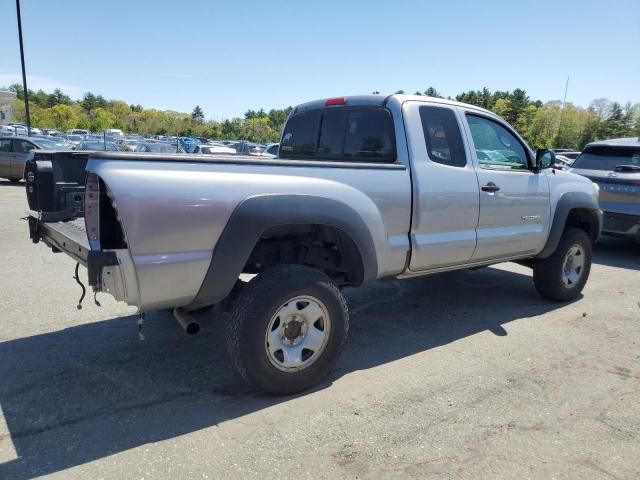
[64,134,84,148]
[178,137,199,153]
[76,140,119,151]
[104,128,124,138]
[44,129,66,137]
[116,139,141,151]
[261,143,279,158]
[26,94,602,395]
[569,137,640,242]
[234,141,264,156]
[135,142,185,153]
[193,144,236,155]
[553,155,574,170]
[2,125,27,136]
[30,136,73,151]
[0,136,40,181]
[559,151,581,160]
[67,129,90,136]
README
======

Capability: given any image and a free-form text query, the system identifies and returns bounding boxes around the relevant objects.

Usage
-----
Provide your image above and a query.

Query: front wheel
[533,227,592,301]
[7,178,21,183]
[226,265,349,395]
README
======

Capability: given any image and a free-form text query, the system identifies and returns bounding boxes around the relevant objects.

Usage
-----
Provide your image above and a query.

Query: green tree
[81,93,98,113]
[49,88,72,106]
[515,104,538,141]
[604,102,625,138]
[492,98,512,120]
[90,107,116,131]
[424,87,442,98]
[191,105,205,123]
[506,88,529,125]
[49,104,79,130]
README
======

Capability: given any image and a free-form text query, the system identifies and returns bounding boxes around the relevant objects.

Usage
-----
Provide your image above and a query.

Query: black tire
[8,178,21,183]
[533,227,592,302]
[226,264,348,395]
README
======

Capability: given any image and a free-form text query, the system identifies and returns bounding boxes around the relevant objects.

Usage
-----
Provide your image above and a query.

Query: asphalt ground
[0,179,639,479]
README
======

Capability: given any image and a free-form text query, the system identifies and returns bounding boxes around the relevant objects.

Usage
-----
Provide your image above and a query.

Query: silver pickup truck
[26,94,602,395]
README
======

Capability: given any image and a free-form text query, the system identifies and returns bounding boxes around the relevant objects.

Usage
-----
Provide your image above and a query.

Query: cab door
[460,112,550,260]
[0,138,13,179]
[12,138,36,179]
[404,101,480,270]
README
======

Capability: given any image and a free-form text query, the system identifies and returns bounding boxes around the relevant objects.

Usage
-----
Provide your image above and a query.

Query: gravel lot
[0,179,639,479]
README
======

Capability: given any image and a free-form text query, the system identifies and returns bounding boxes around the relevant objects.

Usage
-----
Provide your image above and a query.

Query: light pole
[15,0,31,136]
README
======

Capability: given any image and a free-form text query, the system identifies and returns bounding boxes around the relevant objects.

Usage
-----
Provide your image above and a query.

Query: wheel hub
[265,296,331,372]
[561,244,585,287]
[283,316,306,343]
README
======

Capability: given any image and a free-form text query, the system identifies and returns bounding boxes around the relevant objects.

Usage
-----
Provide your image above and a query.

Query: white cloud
[0,73,85,98]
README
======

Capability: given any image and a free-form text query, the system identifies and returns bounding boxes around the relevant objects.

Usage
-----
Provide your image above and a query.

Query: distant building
[0,90,17,126]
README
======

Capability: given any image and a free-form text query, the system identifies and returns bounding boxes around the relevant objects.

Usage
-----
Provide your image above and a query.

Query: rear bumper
[601,211,640,239]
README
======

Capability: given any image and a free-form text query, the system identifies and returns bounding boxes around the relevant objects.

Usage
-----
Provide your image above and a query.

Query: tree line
[5,83,639,148]
[396,87,639,149]
[6,84,291,143]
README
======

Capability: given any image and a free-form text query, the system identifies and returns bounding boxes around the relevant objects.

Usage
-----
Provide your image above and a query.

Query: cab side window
[0,139,12,152]
[419,106,467,167]
[14,140,36,154]
[466,114,528,170]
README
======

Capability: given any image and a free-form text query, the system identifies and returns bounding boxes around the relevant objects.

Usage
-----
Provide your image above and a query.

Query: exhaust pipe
[173,307,200,335]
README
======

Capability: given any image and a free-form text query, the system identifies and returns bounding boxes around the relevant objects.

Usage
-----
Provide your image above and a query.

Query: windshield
[572,147,640,171]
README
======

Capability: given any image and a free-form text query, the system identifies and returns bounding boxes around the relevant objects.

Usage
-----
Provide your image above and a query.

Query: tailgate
[34,217,119,285]
[26,151,118,286]
[39,218,90,265]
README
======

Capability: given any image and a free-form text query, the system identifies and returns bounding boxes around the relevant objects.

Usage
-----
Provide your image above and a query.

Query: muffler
[173,307,200,335]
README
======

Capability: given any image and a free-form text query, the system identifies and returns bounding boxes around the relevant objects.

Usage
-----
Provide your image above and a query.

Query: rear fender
[188,194,378,309]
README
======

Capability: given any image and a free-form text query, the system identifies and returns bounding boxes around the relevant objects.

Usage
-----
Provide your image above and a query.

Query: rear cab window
[280,106,396,162]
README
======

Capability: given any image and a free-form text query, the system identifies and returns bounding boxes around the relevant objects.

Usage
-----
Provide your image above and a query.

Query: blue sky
[0,0,638,119]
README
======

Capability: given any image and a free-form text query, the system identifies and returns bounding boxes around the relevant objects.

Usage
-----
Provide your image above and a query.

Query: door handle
[481,182,500,193]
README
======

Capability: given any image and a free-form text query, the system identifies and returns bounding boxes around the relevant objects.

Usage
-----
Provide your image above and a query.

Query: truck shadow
[0,267,570,478]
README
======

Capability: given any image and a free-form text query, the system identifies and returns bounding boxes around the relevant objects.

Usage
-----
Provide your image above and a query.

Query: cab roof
[292,94,498,118]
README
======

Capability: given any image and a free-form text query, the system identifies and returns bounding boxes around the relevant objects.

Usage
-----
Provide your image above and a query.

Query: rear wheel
[8,178,21,183]
[533,227,592,301]
[226,264,348,395]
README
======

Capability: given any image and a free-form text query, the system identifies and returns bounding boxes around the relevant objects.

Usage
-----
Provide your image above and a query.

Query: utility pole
[16,0,31,136]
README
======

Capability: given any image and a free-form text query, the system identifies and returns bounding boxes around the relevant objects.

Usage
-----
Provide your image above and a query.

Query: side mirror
[535,149,556,170]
